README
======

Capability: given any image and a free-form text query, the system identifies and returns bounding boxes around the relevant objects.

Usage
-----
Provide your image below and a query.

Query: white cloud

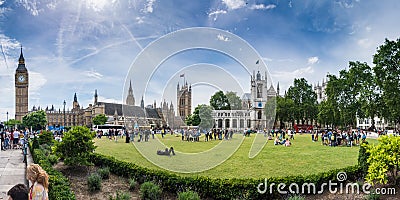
[143,0,156,13]
[85,0,108,12]
[136,16,145,24]
[17,0,41,16]
[208,9,227,21]
[217,34,230,42]
[307,56,319,65]
[29,71,47,96]
[98,96,122,104]
[84,68,103,79]
[222,0,246,10]
[357,38,373,48]
[272,66,315,80]
[249,4,276,10]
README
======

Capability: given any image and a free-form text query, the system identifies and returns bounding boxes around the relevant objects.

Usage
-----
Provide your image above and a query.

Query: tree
[92,114,108,125]
[276,96,295,128]
[22,110,47,131]
[365,135,400,185]
[198,104,214,132]
[286,78,318,125]
[324,74,344,128]
[373,38,400,129]
[185,104,214,131]
[4,119,21,129]
[264,96,277,129]
[54,126,96,166]
[225,91,242,110]
[210,91,230,110]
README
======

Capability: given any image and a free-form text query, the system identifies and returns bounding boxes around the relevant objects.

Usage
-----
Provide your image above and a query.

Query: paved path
[0,147,33,199]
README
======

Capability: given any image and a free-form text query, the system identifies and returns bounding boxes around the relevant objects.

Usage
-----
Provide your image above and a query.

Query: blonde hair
[27,164,49,190]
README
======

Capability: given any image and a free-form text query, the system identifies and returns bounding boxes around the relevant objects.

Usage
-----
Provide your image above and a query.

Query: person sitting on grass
[274,137,280,145]
[280,138,286,145]
[157,147,175,156]
[284,138,291,147]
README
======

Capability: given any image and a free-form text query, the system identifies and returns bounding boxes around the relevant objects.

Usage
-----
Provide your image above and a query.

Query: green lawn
[94,134,374,179]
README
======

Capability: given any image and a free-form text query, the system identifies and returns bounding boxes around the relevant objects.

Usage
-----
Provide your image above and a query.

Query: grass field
[94,134,374,179]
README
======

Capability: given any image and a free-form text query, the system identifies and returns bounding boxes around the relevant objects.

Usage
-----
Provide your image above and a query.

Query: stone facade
[15,48,29,122]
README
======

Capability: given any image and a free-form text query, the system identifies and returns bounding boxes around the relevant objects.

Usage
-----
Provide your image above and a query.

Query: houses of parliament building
[14,48,190,130]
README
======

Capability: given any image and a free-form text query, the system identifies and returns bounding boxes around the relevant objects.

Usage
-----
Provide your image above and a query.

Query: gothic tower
[94,89,98,105]
[73,93,80,109]
[250,71,268,130]
[177,81,192,121]
[126,80,135,105]
[15,47,29,122]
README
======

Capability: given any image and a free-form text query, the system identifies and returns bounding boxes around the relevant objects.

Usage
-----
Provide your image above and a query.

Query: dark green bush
[32,136,40,149]
[129,178,137,191]
[29,141,75,200]
[38,130,54,145]
[287,195,305,200]
[140,181,162,200]
[90,153,362,200]
[47,154,58,166]
[109,190,131,200]
[359,142,370,178]
[87,173,102,192]
[178,190,201,200]
[98,167,110,179]
[364,190,380,200]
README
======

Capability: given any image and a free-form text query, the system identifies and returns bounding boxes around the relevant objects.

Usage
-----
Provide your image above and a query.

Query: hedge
[29,142,76,200]
[90,153,362,199]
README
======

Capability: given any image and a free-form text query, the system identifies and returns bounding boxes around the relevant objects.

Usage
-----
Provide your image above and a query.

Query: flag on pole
[256,60,259,64]
[180,74,185,77]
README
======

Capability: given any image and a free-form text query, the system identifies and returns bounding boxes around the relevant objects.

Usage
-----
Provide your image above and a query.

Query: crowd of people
[312,129,367,147]
[0,129,28,151]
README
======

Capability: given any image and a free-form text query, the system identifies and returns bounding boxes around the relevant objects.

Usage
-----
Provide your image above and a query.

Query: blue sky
[0,0,399,121]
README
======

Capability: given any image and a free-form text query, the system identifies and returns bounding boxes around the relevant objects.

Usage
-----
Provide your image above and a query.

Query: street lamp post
[6,111,8,131]
[63,100,66,133]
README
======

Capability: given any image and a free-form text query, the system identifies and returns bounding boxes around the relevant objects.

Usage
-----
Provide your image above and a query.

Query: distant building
[356,116,391,131]
[314,78,327,103]
[212,71,278,130]
[177,82,192,121]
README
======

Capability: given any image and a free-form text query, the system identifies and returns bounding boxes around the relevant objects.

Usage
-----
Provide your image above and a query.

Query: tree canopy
[286,78,317,125]
[92,114,108,125]
[210,91,230,110]
[185,104,214,131]
[22,110,47,131]
[373,38,400,128]
[225,91,242,110]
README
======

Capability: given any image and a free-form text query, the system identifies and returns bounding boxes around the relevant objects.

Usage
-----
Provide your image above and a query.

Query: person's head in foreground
[7,183,28,200]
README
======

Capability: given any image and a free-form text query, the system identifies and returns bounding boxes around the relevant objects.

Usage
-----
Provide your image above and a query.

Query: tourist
[26,164,49,200]
[284,138,291,147]
[361,132,367,142]
[311,130,315,142]
[274,137,280,145]
[7,183,29,200]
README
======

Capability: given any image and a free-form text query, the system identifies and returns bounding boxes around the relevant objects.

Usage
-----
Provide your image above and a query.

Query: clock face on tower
[18,75,25,83]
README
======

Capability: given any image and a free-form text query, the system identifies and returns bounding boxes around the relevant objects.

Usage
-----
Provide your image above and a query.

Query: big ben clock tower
[15,47,29,122]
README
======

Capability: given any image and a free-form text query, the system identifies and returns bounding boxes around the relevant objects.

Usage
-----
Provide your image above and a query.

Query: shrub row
[29,142,76,200]
[90,153,362,199]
